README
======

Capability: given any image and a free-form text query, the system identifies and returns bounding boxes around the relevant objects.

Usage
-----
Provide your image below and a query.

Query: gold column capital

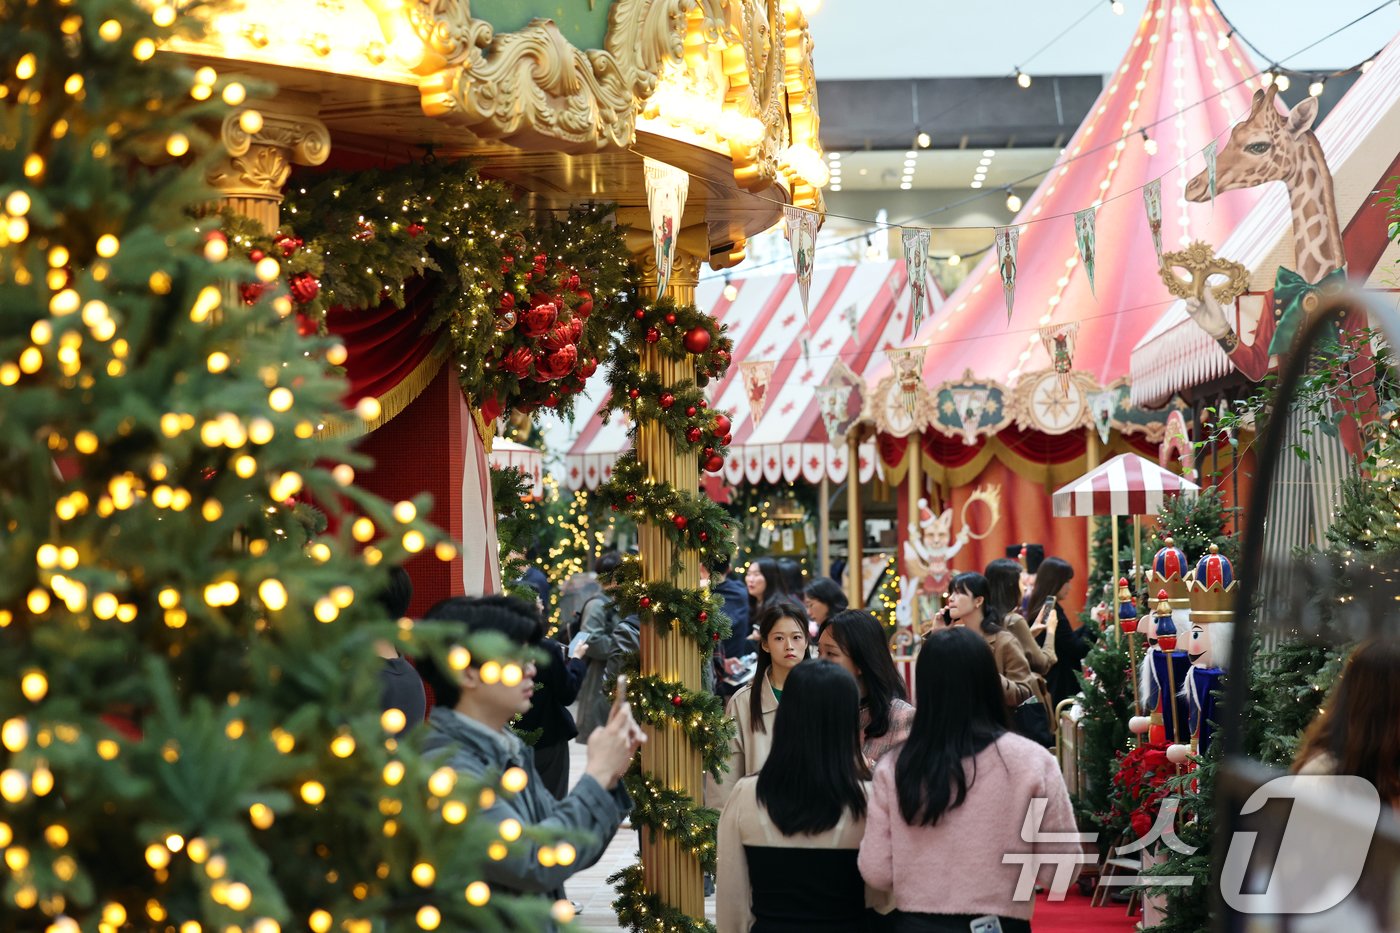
[208,97,330,232]
[635,249,703,305]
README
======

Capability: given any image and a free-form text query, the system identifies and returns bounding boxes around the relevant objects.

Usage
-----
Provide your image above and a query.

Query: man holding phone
[419,596,644,920]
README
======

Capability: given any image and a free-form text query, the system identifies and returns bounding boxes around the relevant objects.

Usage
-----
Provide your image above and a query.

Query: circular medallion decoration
[1025,371,1088,434]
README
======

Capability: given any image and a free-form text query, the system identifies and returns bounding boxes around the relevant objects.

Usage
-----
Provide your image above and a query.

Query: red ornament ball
[698,611,709,622]
[672,515,688,530]
[634,309,646,320]
[248,249,265,262]
[686,406,697,417]
[575,291,594,318]
[671,695,684,707]
[659,393,675,410]
[698,531,709,543]
[628,388,640,400]
[640,597,652,609]
[682,326,712,355]
[704,455,725,473]
[625,493,637,503]
[645,327,661,344]
[713,414,732,436]
[664,312,677,325]
[685,427,702,443]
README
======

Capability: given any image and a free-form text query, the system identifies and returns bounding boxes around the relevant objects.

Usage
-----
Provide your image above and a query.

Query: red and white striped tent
[868,0,1268,406]
[1130,34,1400,406]
[1052,453,1200,517]
[565,259,937,490]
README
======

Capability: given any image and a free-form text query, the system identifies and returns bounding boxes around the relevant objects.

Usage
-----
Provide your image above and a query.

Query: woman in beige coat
[986,557,1056,677]
[710,600,810,809]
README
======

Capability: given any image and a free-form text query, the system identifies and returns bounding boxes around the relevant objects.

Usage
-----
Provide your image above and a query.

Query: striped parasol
[1052,453,1199,518]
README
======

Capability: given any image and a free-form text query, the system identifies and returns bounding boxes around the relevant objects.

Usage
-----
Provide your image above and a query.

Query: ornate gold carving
[1159,240,1249,305]
[394,0,694,150]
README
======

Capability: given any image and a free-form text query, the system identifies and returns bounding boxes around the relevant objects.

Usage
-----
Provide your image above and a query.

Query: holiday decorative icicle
[784,204,819,318]
[901,227,932,330]
[1144,178,1164,266]
[1074,207,1098,296]
[643,157,689,296]
[995,226,1019,322]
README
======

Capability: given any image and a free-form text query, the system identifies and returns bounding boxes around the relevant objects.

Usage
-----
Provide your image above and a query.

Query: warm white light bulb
[916,131,931,149]
[1005,191,1023,213]
[1016,70,1032,89]
[1308,78,1324,98]
[1111,0,1124,13]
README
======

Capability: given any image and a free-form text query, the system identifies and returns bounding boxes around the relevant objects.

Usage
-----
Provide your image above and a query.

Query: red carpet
[1032,888,1139,932]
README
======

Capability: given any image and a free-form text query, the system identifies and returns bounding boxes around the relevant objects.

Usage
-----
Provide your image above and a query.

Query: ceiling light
[904,158,917,167]
[905,150,918,159]
[1274,73,1291,92]
[1110,0,1124,13]
[916,131,932,149]
[970,181,983,189]
[1015,69,1031,89]
[982,150,996,157]
[900,184,912,191]
[1005,189,1023,212]
[829,184,842,192]
[1308,77,1325,97]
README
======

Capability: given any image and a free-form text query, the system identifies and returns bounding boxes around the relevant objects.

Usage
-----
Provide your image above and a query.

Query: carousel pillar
[906,432,923,632]
[1085,427,1100,587]
[818,473,831,579]
[846,434,864,603]
[207,94,330,232]
[635,250,705,919]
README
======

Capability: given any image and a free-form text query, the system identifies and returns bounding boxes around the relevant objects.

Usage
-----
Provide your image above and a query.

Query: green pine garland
[597,297,738,933]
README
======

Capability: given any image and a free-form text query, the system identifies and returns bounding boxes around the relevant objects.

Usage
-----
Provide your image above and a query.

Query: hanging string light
[1308,76,1325,97]
[1139,128,1158,156]
[1014,68,1032,89]
[1110,0,1124,14]
[1004,188,1023,213]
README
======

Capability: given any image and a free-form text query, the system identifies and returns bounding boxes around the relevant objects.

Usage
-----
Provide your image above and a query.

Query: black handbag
[1010,696,1055,747]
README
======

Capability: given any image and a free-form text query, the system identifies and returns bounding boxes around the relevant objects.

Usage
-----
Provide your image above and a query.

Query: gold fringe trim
[317,342,451,441]
[471,403,495,454]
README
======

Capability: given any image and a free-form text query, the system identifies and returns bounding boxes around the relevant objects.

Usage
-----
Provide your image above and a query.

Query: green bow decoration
[1267,265,1348,355]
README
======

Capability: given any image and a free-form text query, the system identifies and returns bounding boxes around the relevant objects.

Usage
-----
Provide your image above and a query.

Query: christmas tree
[1,3,551,929]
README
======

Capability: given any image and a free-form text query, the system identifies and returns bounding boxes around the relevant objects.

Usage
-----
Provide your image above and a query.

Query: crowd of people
[368,548,1399,932]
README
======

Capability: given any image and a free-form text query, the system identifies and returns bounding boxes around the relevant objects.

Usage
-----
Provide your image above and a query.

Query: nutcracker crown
[1188,544,1237,623]
[1151,537,1191,606]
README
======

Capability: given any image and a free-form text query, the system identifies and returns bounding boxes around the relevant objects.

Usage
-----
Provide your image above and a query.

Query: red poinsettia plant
[1104,742,1177,843]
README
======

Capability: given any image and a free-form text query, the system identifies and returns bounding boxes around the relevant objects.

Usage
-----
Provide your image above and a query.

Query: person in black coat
[1025,556,1096,707]
[710,554,753,697]
[518,628,588,800]
[374,566,427,734]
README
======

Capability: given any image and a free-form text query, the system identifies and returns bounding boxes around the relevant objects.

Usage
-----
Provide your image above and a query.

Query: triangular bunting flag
[1074,208,1097,296]
[1037,322,1080,396]
[843,303,859,337]
[901,228,931,331]
[784,204,819,318]
[1204,140,1218,205]
[994,226,1019,323]
[739,360,775,425]
[1143,178,1163,266]
[816,383,853,443]
[886,345,927,418]
[643,157,689,296]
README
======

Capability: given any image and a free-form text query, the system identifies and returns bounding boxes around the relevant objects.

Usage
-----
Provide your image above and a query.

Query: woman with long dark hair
[718,661,885,932]
[710,600,810,808]
[777,557,806,599]
[818,609,914,765]
[745,556,788,621]
[941,572,1038,709]
[1024,557,1094,706]
[985,558,1056,676]
[858,628,1078,932]
[804,576,849,637]
[1293,638,1400,810]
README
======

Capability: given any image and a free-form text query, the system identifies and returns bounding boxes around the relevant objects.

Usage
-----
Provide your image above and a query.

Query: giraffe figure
[1182,83,1376,553]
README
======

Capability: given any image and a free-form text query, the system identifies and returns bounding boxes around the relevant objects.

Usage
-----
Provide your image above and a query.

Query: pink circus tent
[565,259,936,490]
[870,0,1270,397]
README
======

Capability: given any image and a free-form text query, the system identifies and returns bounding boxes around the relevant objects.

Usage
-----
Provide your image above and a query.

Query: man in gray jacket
[419,595,643,916]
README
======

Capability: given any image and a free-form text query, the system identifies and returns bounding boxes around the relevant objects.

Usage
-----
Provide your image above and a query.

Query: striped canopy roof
[868,0,1267,400]
[564,259,937,489]
[1130,34,1400,406]
[1052,452,1200,517]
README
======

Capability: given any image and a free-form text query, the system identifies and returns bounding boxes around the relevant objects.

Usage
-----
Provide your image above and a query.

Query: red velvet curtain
[326,277,441,406]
